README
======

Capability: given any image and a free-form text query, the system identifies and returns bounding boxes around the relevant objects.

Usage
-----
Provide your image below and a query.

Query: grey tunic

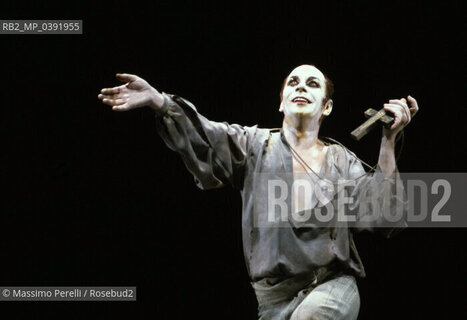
[155,93,407,281]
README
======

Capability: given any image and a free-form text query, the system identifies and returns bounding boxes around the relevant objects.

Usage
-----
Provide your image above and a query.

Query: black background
[0,1,465,319]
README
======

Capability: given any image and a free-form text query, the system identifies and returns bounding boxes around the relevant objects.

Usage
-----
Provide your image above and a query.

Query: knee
[291,304,322,320]
[292,313,320,320]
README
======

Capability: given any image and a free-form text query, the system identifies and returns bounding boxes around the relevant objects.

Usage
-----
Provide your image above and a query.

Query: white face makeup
[279,65,331,120]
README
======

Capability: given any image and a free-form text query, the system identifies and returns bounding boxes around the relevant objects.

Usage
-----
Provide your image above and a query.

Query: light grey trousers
[252,274,360,320]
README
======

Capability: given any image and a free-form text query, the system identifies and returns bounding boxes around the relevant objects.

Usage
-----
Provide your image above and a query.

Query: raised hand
[98,73,164,111]
[383,95,419,139]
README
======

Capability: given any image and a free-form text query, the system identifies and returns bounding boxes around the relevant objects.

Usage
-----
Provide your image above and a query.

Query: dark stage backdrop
[0,1,465,319]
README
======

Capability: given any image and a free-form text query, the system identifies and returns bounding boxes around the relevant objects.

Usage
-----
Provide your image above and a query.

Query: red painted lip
[292,96,311,103]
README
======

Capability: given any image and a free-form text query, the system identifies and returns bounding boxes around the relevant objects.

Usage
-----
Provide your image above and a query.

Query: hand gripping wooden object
[350,108,394,140]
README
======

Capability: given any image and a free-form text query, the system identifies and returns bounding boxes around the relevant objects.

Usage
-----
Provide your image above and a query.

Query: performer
[98,65,418,320]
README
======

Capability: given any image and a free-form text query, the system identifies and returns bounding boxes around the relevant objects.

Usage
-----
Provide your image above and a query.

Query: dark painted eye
[307,81,319,87]
[288,79,297,85]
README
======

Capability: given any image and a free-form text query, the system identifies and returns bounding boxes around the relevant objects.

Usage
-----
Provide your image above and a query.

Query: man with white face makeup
[99,65,418,320]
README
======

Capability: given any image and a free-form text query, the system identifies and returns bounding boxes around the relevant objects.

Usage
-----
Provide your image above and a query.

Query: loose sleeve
[154,93,255,190]
[341,148,408,238]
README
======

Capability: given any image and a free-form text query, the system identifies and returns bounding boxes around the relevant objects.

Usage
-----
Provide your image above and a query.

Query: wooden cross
[350,108,394,141]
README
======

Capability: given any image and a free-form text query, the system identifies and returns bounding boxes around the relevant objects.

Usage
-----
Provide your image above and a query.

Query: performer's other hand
[98,73,164,111]
[383,95,419,140]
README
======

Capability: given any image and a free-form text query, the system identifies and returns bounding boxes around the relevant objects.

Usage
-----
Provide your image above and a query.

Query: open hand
[98,73,163,111]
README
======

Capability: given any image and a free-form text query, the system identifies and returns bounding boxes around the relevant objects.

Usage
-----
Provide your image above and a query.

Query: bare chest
[291,146,328,175]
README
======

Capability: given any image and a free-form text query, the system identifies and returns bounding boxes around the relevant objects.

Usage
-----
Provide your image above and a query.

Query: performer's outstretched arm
[98,73,256,190]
